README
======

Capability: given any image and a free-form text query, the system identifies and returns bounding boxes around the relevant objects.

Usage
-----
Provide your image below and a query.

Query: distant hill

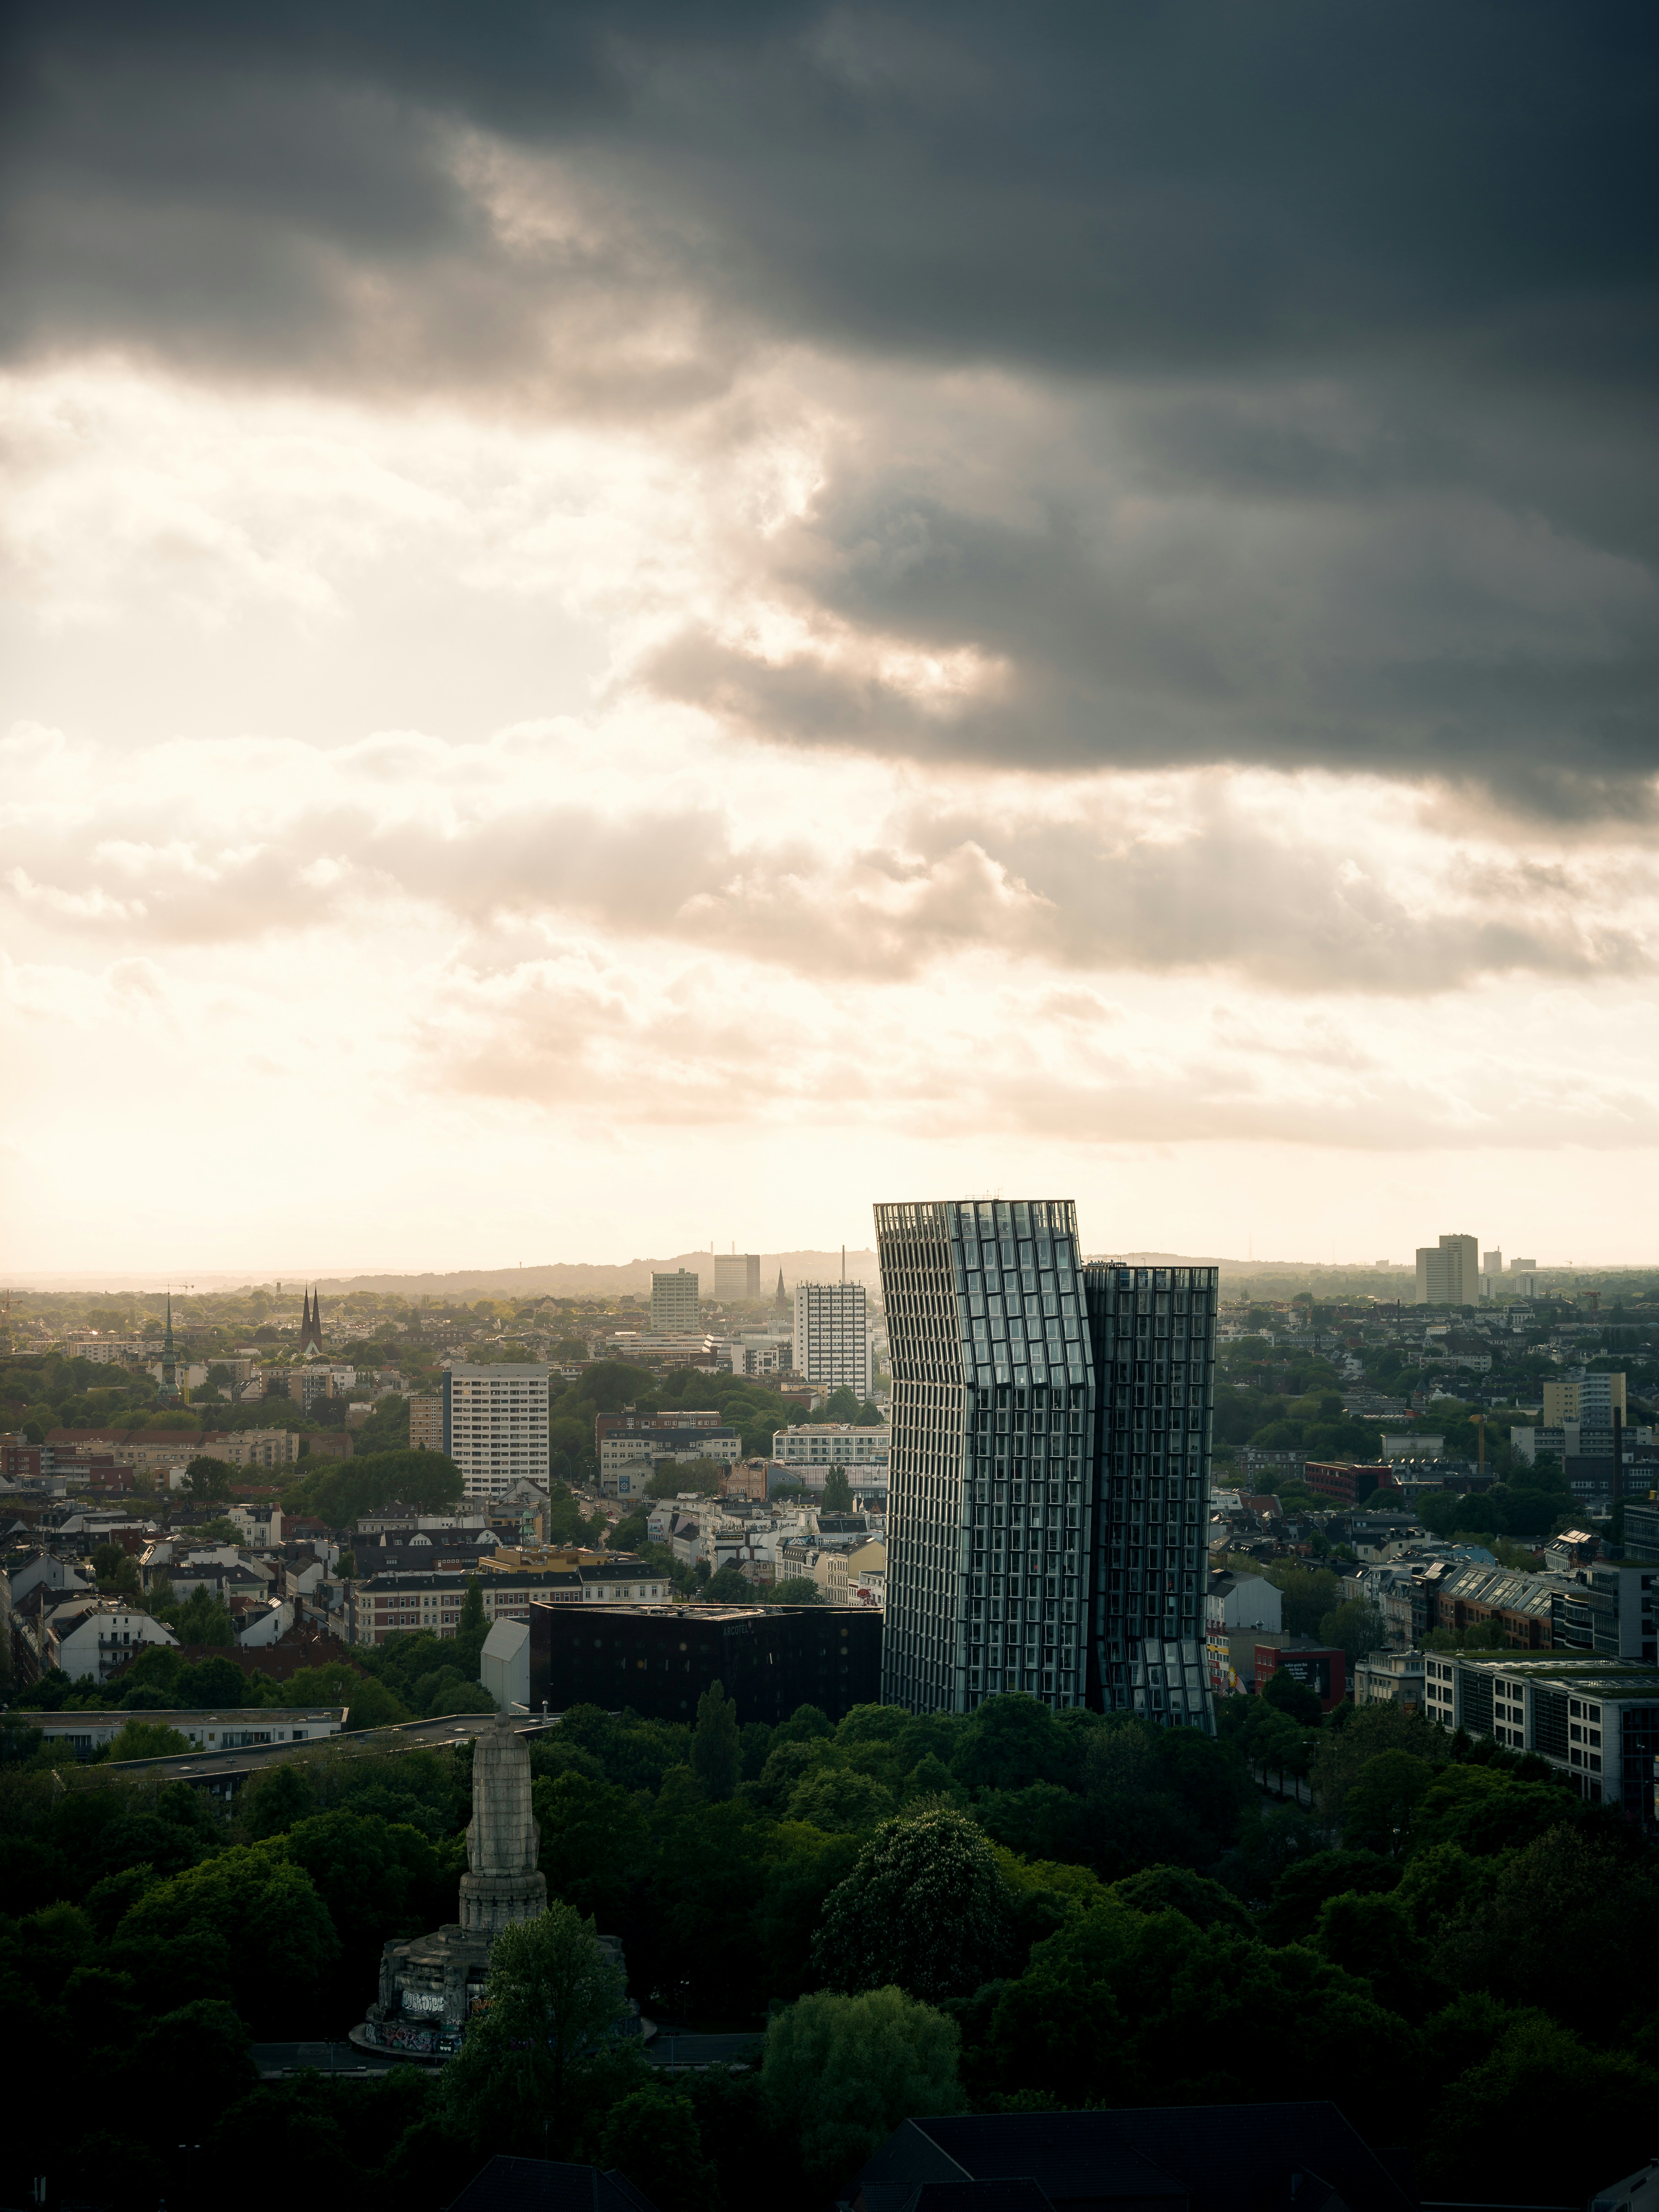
[310,1249,883,1298]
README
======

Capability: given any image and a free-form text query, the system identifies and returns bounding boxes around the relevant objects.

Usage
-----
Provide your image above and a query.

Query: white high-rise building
[795,1279,870,1400]
[1415,1234,1480,1306]
[441,1363,549,1500]
[651,1270,700,1332]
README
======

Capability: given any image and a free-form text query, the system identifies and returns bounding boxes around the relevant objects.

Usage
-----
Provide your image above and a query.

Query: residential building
[1421,1650,1659,1828]
[408,1394,443,1453]
[63,1338,159,1364]
[226,1501,284,1546]
[596,1424,740,1498]
[876,1196,1216,1724]
[44,1599,177,1684]
[1552,1564,1656,1663]
[1303,1461,1393,1506]
[1542,1370,1627,1426]
[1234,1446,1306,1481]
[794,1279,870,1400]
[713,1253,761,1301]
[770,1423,891,1472]
[650,1270,700,1333]
[441,1365,550,1500]
[1432,1560,1566,1648]
[201,1429,301,1470]
[849,1537,887,1609]
[528,1599,882,1723]
[719,1459,770,1501]
[1624,1500,1659,1564]
[1415,1233,1480,1306]
[1353,1649,1426,1709]
[1204,1569,1283,1697]
[34,1706,347,1760]
[345,1558,670,1644]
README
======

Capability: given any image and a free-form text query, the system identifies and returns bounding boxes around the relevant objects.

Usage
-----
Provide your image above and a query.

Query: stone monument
[355,1713,547,2057]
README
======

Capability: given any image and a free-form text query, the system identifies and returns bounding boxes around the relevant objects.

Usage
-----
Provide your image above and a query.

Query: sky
[3,1,1658,1277]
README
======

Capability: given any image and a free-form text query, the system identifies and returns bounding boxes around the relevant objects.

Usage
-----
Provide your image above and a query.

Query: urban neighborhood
[3,1218,1655,2211]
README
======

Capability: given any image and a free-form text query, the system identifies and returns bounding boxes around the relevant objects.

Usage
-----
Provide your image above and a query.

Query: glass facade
[875,1197,1217,1725]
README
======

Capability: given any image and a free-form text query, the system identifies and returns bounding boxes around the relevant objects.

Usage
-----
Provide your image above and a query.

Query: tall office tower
[714,1252,762,1301]
[1414,1233,1480,1306]
[1482,1249,1503,1276]
[651,1269,701,1332]
[795,1279,870,1400]
[441,1363,550,1500]
[875,1197,1217,1725]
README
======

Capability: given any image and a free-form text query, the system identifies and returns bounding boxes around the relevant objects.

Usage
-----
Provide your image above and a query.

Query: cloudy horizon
[4,2,1657,1273]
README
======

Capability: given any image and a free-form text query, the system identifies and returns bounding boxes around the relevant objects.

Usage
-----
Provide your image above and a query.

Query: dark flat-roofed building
[852,2102,1419,2212]
[529,1600,881,1723]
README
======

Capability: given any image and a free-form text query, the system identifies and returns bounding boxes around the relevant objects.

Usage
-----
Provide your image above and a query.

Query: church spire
[299,1284,323,1357]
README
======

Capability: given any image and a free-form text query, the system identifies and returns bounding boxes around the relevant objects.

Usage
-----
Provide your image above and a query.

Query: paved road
[109,1709,563,1784]
[253,2040,404,2079]
[645,2032,762,2070]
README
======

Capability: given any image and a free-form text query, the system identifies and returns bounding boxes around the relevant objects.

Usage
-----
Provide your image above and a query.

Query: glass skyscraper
[875,1197,1216,1728]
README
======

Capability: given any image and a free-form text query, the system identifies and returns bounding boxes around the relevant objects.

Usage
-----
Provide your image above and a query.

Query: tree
[786,1768,897,1832]
[646,1457,724,1498]
[1342,1750,1436,1856]
[949,1692,1070,1794]
[95,1719,193,1763]
[1264,1565,1343,1637]
[1319,1600,1388,1664]
[763,1987,963,2187]
[281,1662,411,1729]
[1262,1670,1324,1728]
[821,1465,854,1512]
[812,1806,1012,2004]
[238,1761,320,1840]
[701,1565,754,1604]
[439,1902,628,2153]
[692,1681,741,1801]
[609,1510,650,1553]
[1425,2011,1659,2207]
[186,1456,234,1500]
[165,1586,235,1646]
[768,1577,825,1605]
[597,2086,719,2212]
[298,1446,463,1525]
[533,1772,650,1924]
[113,1844,339,2029]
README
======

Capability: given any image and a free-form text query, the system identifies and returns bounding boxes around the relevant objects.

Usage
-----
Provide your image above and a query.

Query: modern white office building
[441,1364,550,1500]
[794,1279,870,1399]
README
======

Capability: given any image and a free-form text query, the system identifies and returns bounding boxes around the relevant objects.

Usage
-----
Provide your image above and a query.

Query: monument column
[459,1712,547,1935]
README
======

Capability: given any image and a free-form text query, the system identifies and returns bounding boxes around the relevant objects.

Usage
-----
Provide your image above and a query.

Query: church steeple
[774,1267,788,1313]
[299,1284,323,1358]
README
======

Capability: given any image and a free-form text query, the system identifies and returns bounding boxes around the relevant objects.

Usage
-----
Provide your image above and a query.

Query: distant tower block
[714,1252,761,1301]
[459,1711,547,1935]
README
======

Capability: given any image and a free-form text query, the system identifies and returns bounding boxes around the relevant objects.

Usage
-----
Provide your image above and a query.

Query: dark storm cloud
[4,0,1658,796]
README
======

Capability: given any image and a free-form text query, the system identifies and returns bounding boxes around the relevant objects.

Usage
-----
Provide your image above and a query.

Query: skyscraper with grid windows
[875,1197,1216,1726]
